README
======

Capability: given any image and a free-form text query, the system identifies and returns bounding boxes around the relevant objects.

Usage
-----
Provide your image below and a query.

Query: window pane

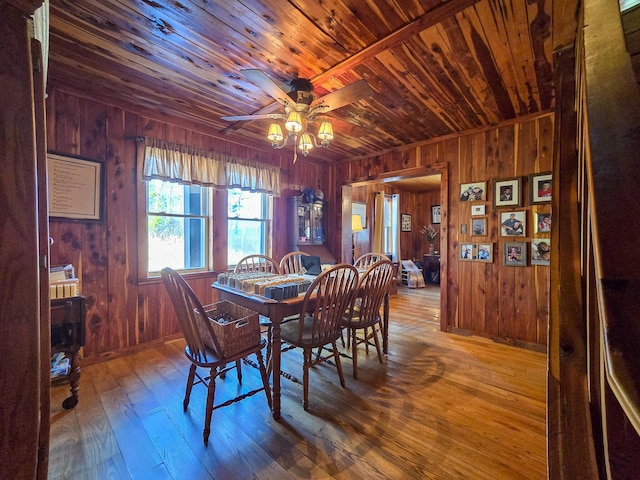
[146,179,209,274]
[228,219,265,264]
[228,189,265,218]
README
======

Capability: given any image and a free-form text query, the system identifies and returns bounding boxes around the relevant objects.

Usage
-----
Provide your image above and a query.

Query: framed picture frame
[531,239,551,265]
[474,243,493,263]
[529,172,552,204]
[460,243,473,261]
[534,212,552,233]
[503,242,527,266]
[493,177,522,208]
[471,218,486,236]
[431,205,442,224]
[471,204,485,216]
[461,223,468,234]
[47,153,104,221]
[460,181,486,202]
[352,202,367,229]
[500,210,526,236]
[401,213,412,232]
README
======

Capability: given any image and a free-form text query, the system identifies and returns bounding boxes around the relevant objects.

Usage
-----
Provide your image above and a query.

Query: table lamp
[352,214,364,263]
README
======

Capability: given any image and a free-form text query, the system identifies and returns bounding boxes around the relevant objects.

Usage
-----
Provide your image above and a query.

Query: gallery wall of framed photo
[457,171,551,267]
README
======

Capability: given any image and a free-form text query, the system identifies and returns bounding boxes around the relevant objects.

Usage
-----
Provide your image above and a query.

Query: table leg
[382,292,389,354]
[271,322,282,420]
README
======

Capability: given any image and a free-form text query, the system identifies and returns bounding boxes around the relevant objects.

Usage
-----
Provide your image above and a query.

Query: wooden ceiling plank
[436,17,498,125]
[454,7,516,120]
[472,2,532,117]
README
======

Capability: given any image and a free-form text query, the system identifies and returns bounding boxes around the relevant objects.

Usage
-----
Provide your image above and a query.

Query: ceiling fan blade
[241,69,293,106]
[221,113,284,122]
[312,79,374,113]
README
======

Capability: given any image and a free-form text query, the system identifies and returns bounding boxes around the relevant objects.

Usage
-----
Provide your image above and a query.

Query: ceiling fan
[221,69,374,162]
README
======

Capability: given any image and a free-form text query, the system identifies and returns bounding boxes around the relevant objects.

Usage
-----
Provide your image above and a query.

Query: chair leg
[363,327,370,354]
[235,359,242,382]
[255,349,272,410]
[332,341,346,388]
[351,328,359,380]
[371,325,384,363]
[303,348,311,411]
[203,367,216,446]
[184,364,197,411]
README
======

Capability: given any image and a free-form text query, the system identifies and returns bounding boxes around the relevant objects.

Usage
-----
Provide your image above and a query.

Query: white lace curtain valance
[142,139,281,196]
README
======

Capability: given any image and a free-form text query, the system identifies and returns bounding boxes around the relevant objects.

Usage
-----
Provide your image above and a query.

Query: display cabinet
[289,195,325,247]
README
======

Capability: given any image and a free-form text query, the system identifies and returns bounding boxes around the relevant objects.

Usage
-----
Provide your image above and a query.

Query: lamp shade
[352,214,364,232]
[299,133,313,152]
[317,121,334,140]
[285,111,302,132]
[267,123,283,142]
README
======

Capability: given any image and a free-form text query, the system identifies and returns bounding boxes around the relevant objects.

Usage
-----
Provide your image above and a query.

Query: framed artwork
[531,239,551,265]
[48,153,104,221]
[500,210,526,236]
[401,213,412,232]
[534,212,552,233]
[474,243,493,263]
[352,202,367,229]
[431,205,442,224]
[503,242,527,267]
[493,177,522,208]
[471,218,486,236]
[529,172,552,204]
[461,223,468,234]
[460,243,473,261]
[460,181,486,202]
[471,204,485,216]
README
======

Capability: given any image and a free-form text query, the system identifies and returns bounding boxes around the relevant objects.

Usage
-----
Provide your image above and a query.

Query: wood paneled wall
[45,88,327,359]
[330,114,553,346]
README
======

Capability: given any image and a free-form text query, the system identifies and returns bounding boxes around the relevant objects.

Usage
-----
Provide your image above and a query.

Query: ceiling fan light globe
[267,123,283,142]
[317,121,334,141]
[299,133,313,153]
[285,111,302,132]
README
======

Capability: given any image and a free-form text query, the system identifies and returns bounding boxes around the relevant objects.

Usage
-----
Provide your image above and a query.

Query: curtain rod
[123,134,145,142]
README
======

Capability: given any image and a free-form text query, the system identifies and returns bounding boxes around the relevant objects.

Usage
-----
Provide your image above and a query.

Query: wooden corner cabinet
[50,295,86,409]
[288,195,325,247]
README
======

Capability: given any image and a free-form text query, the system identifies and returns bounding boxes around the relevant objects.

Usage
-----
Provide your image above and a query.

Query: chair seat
[280,315,325,348]
[185,338,267,367]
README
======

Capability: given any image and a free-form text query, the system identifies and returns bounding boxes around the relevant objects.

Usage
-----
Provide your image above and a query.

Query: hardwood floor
[48,285,547,479]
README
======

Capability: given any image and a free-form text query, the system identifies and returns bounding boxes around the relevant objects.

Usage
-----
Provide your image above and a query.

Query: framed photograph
[471,204,485,216]
[471,218,486,236]
[401,213,412,232]
[531,239,551,265]
[500,211,526,236]
[47,153,104,221]
[474,243,494,263]
[460,181,486,202]
[503,242,527,267]
[530,172,552,204]
[460,243,473,261]
[534,212,552,233]
[493,177,522,208]
[431,205,441,224]
[461,223,468,234]
[352,202,367,229]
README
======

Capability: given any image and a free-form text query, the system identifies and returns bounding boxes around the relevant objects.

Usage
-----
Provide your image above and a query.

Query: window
[382,194,400,261]
[227,188,271,265]
[146,179,210,274]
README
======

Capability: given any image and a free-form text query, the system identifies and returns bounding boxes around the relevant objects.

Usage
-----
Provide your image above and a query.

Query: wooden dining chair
[161,268,272,445]
[279,251,311,275]
[234,254,282,274]
[354,252,390,269]
[279,264,359,411]
[342,259,394,379]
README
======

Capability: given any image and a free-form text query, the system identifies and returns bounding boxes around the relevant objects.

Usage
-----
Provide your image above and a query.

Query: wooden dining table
[212,279,390,420]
